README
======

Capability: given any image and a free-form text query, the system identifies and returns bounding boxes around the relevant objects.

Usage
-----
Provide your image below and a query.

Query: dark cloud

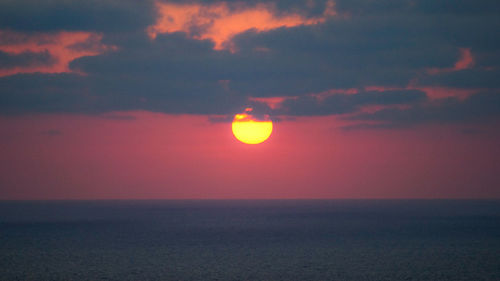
[0,0,499,129]
[228,19,456,94]
[411,0,500,15]
[417,69,500,89]
[0,50,56,69]
[0,73,91,114]
[348,90,500,127]
[0,72,242,115]
[0,34,247,115]
[0,0,155,32]
[276,90,427,116]
[334,0,500,15]
[161,0,334,17]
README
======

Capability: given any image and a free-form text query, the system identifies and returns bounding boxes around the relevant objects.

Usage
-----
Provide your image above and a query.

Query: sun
[232,108,273,144]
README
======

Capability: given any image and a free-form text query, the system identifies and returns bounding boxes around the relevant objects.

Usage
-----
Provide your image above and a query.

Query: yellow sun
[232,108,273,144]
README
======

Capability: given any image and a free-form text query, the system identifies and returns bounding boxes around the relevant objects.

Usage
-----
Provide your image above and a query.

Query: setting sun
[232,108,273,144]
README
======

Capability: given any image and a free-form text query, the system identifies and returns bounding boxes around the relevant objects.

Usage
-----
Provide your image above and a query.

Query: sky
[0,0,499,199]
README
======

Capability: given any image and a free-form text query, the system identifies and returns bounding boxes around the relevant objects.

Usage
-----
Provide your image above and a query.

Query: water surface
[0,200,499,280]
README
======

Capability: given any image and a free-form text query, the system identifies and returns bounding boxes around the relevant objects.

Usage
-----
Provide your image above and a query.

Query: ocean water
[0,200,499,281]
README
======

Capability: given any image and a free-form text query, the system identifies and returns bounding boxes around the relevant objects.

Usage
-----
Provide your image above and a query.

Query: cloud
[0,50,56,69]
[0,0,499,129]
[416,68,500,89]
[0,73,90,114]
[0,0,155,32]
[0,31,115,76]
[275,90,427,116]
[427,48,474,74]
[147,0,335,51]
[348,90,500,128]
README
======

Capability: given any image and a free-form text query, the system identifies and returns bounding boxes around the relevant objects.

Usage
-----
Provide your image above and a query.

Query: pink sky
[1,112,498,199]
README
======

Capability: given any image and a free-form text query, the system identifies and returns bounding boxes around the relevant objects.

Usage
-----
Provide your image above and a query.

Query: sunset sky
[1,0,499,199]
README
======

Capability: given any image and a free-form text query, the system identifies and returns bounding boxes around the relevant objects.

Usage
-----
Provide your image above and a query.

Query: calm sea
[0,200,499,281]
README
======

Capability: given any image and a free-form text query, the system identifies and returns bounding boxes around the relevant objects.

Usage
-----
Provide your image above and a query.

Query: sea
[0,200,499,281]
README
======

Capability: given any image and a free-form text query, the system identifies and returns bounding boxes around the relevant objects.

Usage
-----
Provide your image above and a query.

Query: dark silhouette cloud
[0,0,499,128]
[0,0,155,32]
[417,69,500,89]
[276,90,427,116]
[0,50,56,69]
[348,90,500,128]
